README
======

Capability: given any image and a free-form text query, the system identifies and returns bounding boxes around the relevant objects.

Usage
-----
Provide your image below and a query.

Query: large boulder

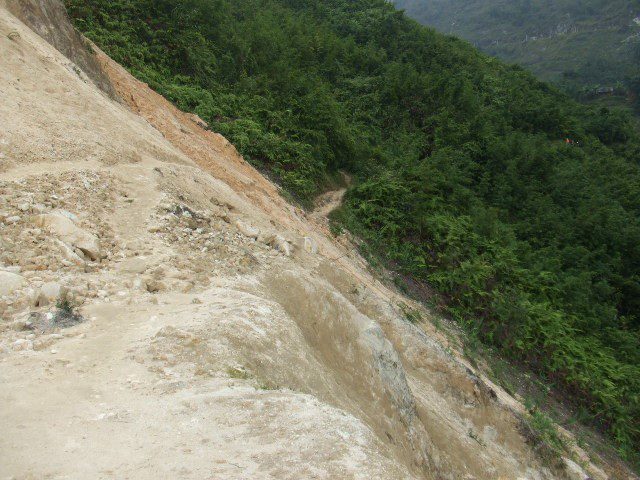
[0,271,26,296]
[34,213,102,261]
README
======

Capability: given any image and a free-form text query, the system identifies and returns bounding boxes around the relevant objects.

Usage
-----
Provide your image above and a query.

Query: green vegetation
[393,0,640,112]
[398,302,423,324]
[65,0,640,460]
[226,366,251,380]
[521,405,567,464]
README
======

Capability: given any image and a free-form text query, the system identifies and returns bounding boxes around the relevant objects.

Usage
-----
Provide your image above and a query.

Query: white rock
[25,287,38,306]
[0,271,26,296]
[34,213,101,260]
[132,277,147,291]
[303,236,318,254]
[235,220,260,239]
[5,215,21,224]
[37,282,67,307]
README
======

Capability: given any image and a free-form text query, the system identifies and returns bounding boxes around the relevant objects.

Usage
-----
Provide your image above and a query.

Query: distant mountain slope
[394,0,640,93]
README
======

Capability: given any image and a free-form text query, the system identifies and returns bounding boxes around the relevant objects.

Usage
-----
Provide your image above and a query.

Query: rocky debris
[235,220,260,239]
[35,282,67,307]
[34,213,102,261]
[0,271,26,296]
[151,200,274,279]
[0,173,118,274]
[265,234,293,256]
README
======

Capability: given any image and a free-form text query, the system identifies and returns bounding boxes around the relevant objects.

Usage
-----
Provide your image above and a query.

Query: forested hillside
[65,0,640,461]
[393,0,640,111]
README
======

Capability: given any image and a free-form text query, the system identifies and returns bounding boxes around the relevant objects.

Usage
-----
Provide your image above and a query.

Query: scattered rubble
[34,213,101,261]
[235,219,260,239]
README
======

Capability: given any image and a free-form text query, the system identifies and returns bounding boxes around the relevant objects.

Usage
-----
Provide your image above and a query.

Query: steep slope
[393,0,640,89]
[0,1,632,479]
[60,2,640,459]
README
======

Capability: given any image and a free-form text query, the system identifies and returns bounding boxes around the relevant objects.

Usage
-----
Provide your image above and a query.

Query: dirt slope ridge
[0,2,620,479]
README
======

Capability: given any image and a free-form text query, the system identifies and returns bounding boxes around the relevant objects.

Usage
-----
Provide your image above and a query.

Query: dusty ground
[0,2,632,479]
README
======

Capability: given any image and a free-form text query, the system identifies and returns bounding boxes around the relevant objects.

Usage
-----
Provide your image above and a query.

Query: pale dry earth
[0,2,634,479]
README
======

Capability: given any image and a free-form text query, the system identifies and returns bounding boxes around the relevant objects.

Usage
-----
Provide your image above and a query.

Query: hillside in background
[393,0,640,111]
[64,0,640,465]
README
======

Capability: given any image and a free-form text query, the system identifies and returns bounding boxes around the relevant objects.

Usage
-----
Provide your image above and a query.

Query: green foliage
[56,297,74,314]
[523,405,567,461]
[66,0,640,460]
[398,302,423,324]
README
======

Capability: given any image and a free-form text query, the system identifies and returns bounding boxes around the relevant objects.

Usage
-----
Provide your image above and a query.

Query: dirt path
[310,187,347,220]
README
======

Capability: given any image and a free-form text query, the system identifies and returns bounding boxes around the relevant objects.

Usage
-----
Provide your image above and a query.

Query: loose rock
[235,220,260,240]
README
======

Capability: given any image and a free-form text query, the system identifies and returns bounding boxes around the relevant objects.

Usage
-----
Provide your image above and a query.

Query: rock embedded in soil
[0,271,26,296]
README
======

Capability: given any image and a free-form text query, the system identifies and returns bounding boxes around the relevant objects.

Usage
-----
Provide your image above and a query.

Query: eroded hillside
[0,1,634,479]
